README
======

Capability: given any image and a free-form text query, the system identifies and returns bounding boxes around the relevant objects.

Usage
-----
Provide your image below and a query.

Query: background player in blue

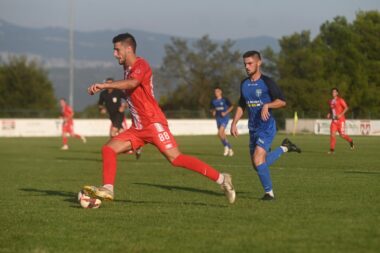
[210,87,234,156]
[230,50,301,200]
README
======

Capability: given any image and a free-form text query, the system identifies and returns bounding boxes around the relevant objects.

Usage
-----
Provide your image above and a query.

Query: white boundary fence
[285,119,380,136]
[3,118,379,137]
[0,119,249,137]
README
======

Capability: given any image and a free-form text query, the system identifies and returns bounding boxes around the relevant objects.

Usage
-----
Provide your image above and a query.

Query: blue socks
[255,147,285,193]
[221,139,231,148]
[256,163,272,192]
[266,147,284,166]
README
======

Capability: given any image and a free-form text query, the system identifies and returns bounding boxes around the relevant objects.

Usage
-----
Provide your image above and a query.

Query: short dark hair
[105,77,114,82]
[112,33,137,52]
[243,50,261,60]
[331,87,339,93]
[214,86,222,90]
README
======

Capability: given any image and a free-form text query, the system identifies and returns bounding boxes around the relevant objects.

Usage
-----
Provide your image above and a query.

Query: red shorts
[330,120,346,134]
[62,122,74,134]
[113,123,178,152]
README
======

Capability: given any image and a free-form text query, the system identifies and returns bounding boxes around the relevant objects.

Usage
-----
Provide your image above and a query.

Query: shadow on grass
[19,187,229,208]
[134,182,251,197]
[183,152,224,158]
[19,188,78,204]
[344,170,380,175]
[114,199,227,208]
[133,182,223,196]
[55,156,102,162]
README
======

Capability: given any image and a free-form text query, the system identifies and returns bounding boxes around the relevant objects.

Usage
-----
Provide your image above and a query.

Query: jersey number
[158,132,170,142]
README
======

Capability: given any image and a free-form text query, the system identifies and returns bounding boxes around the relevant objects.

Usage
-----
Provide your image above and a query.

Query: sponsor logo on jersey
[246,100,262,107]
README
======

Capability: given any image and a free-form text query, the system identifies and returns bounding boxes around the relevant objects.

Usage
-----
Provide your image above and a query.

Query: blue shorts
[249,124,276,155]
[216,117,229,129]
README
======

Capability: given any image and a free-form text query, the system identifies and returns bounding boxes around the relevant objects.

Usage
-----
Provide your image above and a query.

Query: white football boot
[220,173,236,204]
[83,185,114,200]
[223,146,229,156]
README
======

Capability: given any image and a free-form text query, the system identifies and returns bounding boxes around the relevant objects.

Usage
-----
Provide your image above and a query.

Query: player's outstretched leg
[171,153,236,204]
[340,134,354,150]
[83,145,119,200]
[281,138,301,153]
[265,138,301,166]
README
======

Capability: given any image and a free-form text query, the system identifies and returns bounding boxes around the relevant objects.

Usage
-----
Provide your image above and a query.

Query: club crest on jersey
[112,97,117,103]
[256,89,262,98]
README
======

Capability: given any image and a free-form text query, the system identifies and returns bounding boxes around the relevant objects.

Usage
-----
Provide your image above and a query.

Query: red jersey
[62,104,74,122]
[124,57,167,129]
[329,97,348,121]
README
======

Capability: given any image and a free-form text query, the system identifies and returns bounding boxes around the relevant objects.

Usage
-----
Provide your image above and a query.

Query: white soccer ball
[78,190,102,209]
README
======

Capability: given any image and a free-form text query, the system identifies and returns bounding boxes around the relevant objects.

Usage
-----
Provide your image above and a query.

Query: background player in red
[327,88,354,154]
[60,98,86,150]
[84,33,235,204]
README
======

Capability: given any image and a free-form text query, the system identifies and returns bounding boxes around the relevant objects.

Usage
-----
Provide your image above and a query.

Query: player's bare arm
[88,79,140,95]
[231,106,244,137]
[221,105,234,117]
[261,99,286,121]
[337,106,348,119]
[210,109,216,117]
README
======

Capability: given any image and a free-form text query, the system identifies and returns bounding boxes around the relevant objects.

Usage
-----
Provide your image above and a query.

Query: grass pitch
[0,134,379,253]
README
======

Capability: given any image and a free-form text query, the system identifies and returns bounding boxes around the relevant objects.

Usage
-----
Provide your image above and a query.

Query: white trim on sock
[216,173,225,185]
[103,184,114,192]
[266,190,274,197]
[280,146,288,152]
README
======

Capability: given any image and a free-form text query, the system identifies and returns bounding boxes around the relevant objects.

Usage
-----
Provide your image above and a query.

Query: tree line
[1,10,379,119]
[158,10,380,119]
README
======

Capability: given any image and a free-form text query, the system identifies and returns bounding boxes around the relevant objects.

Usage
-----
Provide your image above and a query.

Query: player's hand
[211,111,216,117]
[100,108,107,114]
[88,83,104,95]
[327,113,331,119]
[261,104,270,121]
[230,123,238,137]
[221,112,226,117]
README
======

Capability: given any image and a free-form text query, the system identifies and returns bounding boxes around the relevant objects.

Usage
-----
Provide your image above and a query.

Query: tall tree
[0,56,56,111]
[158,35,243,115]
[268,10,380,118]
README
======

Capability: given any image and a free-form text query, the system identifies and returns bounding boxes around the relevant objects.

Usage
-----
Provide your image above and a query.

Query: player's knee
[170,153,183,167]
[253,156,265,168]
[102,145,116,154]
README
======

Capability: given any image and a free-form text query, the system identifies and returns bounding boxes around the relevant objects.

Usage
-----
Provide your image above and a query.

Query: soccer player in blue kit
[210,87,234,156]
[230,51,301,200]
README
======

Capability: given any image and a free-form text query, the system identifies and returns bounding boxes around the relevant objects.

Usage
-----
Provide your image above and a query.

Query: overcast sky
[0,0,379,39]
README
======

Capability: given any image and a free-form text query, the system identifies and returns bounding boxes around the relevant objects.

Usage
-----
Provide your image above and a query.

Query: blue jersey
[210,97,232,119]
[239,75,285,132]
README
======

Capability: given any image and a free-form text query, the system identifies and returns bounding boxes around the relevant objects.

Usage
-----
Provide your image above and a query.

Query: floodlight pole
[69,0,75,108]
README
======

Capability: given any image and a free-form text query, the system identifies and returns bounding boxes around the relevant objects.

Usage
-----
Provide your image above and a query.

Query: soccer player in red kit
[327,88,354,154]
[60,98,86,150]
[84,33,235,203]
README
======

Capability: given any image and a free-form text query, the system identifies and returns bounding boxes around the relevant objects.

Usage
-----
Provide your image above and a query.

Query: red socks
[172,154,220,182]
[102,147,221,185]
[102,145,117,185]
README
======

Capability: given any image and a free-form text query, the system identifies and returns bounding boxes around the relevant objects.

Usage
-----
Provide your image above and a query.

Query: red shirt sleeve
[339,98,348,109]
[129,60,147,84]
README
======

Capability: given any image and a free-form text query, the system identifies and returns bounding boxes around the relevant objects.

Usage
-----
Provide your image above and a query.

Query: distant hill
[0,19,279,110]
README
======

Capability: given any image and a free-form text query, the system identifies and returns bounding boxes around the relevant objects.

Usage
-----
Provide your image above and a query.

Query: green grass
[0,134,379,253]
